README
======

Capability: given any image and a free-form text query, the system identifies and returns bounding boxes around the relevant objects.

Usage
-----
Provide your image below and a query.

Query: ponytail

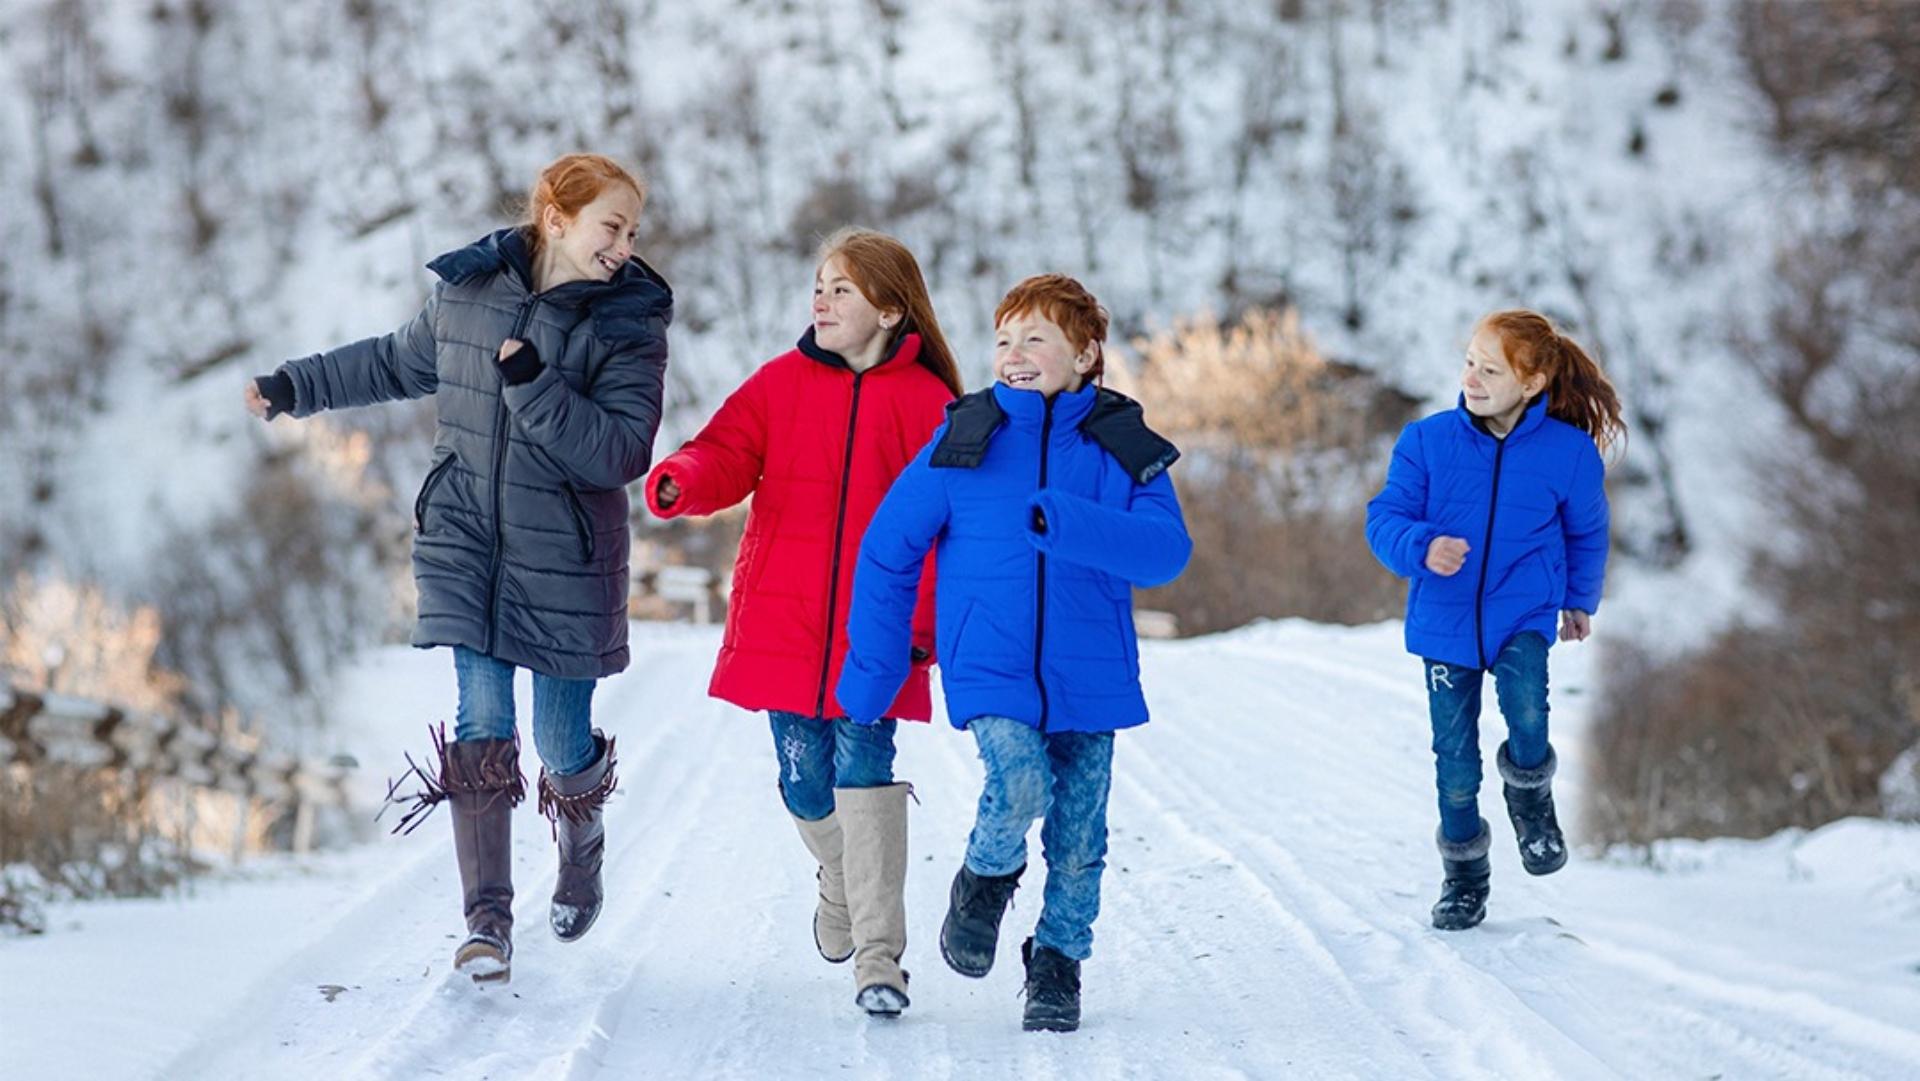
[1478,310,1626,457]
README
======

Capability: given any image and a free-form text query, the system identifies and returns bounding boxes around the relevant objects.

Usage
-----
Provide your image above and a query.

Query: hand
[243,381,270,419]
[657,475,681,509]
[1559,609,1592,642]
[1425,535,1470,576]
[498,339,525,362]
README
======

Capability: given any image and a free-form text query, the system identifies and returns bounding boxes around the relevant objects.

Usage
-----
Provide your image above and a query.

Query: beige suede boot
[835,782,912,1016]
[791,811,855,963]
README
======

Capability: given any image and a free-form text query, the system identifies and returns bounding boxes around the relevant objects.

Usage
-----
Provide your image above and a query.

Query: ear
[542,204,569,237]
[1073,342,1099,374]
[1523,371,1549,399]
[878,308,903,330]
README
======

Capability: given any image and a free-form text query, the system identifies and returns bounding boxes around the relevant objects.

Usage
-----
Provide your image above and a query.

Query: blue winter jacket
[1366,394,1609,670]
[838,382,1192,733]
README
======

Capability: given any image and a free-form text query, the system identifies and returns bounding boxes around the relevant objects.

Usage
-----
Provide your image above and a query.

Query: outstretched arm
[644,365,772,518]
[272,287,443,417]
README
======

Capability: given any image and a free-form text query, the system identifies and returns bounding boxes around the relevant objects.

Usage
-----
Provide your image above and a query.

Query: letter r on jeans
[1429,663,1455,693]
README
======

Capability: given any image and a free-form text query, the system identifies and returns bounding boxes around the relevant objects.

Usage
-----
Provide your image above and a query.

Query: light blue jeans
[768,711,899,822]
[452,645,598,776]
[964,715,1115,962]
[1424,631,1551,843]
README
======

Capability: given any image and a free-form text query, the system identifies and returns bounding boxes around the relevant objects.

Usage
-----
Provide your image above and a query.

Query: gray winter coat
[278,228,672,679]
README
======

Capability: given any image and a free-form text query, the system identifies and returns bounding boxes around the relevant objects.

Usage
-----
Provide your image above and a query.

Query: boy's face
[994,312,1096,398]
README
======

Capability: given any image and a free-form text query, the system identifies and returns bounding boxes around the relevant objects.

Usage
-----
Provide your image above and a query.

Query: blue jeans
[768,711,899,822]
[1424,631,1551,843]
[964,715,1115,962]
[452,646,599,776]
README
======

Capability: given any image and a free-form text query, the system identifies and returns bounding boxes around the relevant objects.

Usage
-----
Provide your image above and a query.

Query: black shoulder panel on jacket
[929,389,1007,469]
[1081,388,1181,484]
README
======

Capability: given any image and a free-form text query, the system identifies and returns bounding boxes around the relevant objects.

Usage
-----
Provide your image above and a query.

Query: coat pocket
[413,454,458,535]
[562,482,596,562]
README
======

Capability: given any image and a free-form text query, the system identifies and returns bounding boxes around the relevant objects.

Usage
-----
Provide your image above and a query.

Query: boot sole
[856,983,910,1016]
[1521,853,1568,876]
[1023,1014,1081,1033]
[939,931,993,978]
[455,941,511,983]
[1431,910,1488,931]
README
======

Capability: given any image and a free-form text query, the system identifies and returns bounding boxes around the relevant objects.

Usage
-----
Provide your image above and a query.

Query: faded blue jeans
[1424,631,1551,843]
[768,711,899,822]
[964,715,1115,962]
[452,645,599,777]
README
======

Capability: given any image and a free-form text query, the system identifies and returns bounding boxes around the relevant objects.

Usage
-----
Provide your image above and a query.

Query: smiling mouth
[1005,371,1039,386]
[595,254,620,273]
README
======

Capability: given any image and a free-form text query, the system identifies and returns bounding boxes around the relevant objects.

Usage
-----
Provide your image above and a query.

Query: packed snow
[6,620,1917,1080]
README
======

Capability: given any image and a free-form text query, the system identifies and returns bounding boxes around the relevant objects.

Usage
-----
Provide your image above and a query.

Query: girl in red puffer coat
[644,228,960,1017]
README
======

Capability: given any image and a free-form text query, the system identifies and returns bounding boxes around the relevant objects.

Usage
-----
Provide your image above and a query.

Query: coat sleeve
[904,384,953,661]
[1365,423,1440,580]
[279,288,441,416]
[838,437,951,722]
[1025,472,1191,587]
[501,313,670,491]
[1561,440,1610,613]
[644,364,771,518]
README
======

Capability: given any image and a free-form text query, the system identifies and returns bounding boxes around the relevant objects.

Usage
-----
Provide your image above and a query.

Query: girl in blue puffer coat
[839,274,1191,1032]
[1366,309,1623,931]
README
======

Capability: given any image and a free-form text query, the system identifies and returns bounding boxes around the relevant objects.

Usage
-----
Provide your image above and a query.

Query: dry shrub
[1110,308,1418,634]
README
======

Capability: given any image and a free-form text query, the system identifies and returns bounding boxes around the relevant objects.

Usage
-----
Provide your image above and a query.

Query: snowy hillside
[0,0,1801,717]
[7,621,1918,1080]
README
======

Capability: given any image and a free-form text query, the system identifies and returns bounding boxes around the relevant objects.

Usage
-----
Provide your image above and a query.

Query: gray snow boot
[837,783,913,1016]
[382,725,526,984]
[1431,819,1492,932]
[1497,741,1568,876]
[539,731,618,943]
[791,810,855,963]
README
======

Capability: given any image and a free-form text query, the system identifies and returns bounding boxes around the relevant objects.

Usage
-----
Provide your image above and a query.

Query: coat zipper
[1471,434,1510,669]
[815,369,867,718]
[1034,396,1055,732]
[484,295,541,656]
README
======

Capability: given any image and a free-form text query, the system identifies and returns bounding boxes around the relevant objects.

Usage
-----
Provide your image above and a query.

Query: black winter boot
[1497,741,1568,876]
[1431,819,1492,932]
[939,863,1024,977]
[1020,937,1082,1033]
[382,725,526,983]
[539,731,618,943]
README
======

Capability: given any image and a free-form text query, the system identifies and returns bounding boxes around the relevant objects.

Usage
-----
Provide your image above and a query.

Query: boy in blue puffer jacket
[1366,309,1624,931]
[838,274,1191,1031]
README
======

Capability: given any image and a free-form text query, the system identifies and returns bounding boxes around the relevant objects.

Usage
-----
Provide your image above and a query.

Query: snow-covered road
[8,621,1919,1079]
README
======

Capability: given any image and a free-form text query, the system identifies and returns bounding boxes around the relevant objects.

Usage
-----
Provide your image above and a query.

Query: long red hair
[817,228,963,397]
[1478,310,1625,456]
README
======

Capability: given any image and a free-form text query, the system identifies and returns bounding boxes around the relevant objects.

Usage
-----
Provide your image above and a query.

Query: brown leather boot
[383,725,525,984]
[538,731,618,943]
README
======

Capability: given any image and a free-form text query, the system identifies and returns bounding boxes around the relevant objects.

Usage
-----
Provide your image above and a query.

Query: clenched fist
[1425,535,1470,576]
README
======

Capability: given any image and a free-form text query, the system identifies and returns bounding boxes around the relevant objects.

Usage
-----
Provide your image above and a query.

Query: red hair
[1478,309,1626,456]
[817,228,963,396]
[524,153,646,261]
[994,274,1110,382]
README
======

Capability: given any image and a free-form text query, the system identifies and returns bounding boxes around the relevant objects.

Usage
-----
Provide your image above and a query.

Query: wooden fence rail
[0,681,350,855]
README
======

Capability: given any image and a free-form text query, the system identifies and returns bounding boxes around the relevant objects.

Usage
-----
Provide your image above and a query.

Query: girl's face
[994,312,1096,398]
[1461,326,1545,422]
[812,255,897,357]
[544,185,642,286]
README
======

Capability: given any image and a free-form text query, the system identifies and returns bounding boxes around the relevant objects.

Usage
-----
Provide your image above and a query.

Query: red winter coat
[645,331,953,721]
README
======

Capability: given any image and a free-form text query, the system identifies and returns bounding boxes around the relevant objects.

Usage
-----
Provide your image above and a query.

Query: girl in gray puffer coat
[244,153,671,984]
